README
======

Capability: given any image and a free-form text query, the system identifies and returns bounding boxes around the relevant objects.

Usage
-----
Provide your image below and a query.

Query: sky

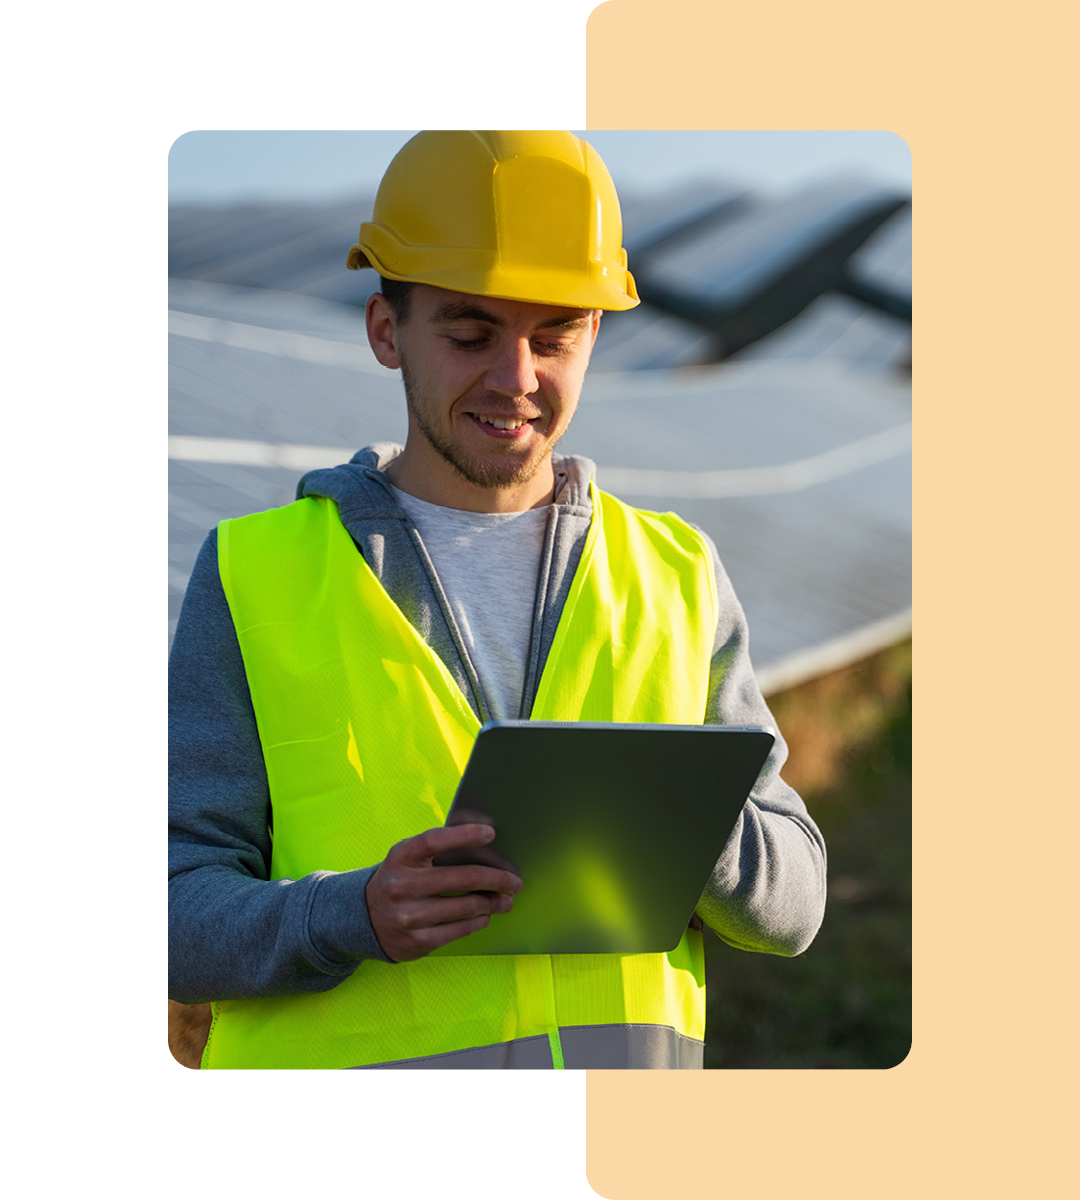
[168,129,912,204]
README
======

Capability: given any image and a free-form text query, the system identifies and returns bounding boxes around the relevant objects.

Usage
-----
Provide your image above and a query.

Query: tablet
[430,721,775,956]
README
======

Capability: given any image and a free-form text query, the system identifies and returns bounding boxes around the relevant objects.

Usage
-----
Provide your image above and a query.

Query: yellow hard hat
[347,130,639,311]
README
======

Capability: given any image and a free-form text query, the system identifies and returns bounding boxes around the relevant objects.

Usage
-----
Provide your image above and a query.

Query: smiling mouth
[465,412,540,436]
[470,413,536,432]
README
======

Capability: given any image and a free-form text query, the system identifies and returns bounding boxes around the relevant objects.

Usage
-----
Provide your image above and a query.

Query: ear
[366,292,401,369]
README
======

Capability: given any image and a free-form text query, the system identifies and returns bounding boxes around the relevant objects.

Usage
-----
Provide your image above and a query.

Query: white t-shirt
[390,486,550,720]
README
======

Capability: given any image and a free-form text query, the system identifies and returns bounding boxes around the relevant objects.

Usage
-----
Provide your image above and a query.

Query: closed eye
[445,335,576,355]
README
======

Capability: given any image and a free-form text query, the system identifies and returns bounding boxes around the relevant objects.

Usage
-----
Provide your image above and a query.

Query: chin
[453,450,549,490]
[421,423,555,492]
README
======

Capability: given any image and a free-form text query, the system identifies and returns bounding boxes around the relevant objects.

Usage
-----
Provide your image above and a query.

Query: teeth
[478,415,529,430]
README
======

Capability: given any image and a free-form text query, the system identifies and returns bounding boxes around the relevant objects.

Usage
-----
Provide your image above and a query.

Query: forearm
[695,785,827,956]
[168,861,385,1004]
[693,534,827,955]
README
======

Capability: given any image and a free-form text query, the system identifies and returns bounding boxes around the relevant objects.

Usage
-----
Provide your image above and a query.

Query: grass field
[704,639,912,1069]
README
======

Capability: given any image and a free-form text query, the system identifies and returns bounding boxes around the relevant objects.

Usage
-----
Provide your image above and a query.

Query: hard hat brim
[346,241,640,312]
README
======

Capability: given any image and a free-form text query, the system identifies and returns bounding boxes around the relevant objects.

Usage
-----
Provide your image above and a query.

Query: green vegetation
[704,639,912,1069]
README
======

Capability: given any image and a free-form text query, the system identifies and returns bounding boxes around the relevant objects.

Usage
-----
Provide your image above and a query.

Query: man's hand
[366,824,522,962]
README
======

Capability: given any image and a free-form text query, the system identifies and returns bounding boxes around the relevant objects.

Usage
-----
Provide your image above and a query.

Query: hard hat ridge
[347,130,639,311]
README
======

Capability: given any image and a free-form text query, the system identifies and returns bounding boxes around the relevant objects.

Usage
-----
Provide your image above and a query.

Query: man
[169,130,827,1070]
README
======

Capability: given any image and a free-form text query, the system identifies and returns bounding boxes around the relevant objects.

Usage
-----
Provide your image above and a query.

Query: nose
[484,338,539,398]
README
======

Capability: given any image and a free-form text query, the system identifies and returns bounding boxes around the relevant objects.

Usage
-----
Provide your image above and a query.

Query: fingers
[386,824,521,895]
[391,823,498,866]
[368,880,515,962]
[396,911,497,956]
[401,889,515,934]
[367,823,522,963]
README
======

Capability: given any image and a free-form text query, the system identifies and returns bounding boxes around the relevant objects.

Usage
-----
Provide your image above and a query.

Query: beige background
[4,4,1070,1190]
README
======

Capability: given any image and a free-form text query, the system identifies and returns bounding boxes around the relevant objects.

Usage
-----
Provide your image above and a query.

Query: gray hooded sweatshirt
[169,445,827,1009]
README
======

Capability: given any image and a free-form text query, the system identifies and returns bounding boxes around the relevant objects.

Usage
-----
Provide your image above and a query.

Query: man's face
[367,284,600,511]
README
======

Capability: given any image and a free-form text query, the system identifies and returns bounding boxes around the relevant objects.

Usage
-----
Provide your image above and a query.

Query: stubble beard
[401,358,561,491]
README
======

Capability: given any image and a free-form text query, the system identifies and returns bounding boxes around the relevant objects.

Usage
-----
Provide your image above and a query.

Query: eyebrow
[429,301,593,332]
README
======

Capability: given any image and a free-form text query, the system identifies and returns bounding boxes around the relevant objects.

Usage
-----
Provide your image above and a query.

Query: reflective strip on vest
[350,1024,703,1069]
[204,485,718,1069]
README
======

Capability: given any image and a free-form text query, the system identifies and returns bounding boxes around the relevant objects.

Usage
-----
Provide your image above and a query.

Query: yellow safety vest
[203,484,718,1069]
